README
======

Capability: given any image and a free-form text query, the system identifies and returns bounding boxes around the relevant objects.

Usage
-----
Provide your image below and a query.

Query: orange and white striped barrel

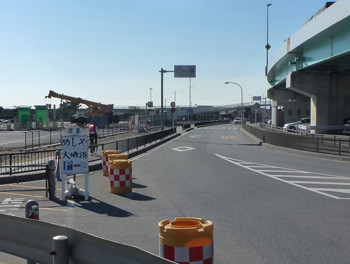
[102,150,120,176]
[158,217,213,264]
[109,159,132,194]
[107,154,128,176]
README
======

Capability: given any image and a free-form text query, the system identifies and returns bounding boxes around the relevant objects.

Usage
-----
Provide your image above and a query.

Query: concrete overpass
[114,102,267,125]
[267,0,350,133]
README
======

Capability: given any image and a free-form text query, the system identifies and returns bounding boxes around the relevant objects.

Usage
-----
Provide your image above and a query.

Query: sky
[0,0,335,109]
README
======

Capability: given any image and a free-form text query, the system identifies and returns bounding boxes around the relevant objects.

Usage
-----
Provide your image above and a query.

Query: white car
[283,118,310,132]
[233,117,242,124]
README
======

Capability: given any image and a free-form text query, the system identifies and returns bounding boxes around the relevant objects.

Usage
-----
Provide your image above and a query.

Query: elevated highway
[267,0,350,133]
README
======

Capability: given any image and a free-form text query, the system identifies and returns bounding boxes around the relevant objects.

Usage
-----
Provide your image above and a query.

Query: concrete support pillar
[271,100,278,126]
[311,95,317,133]
[288,71,350,133]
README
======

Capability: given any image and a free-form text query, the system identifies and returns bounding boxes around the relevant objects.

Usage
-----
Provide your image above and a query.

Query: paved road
[0,130,62,149]
[1,124,350,263]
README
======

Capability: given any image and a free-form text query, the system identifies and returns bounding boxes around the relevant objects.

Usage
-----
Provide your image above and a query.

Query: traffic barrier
[25,200,39,220]
[158,217,213,264]
[109,153,129,161]
[109,159,132,194]
[106,153,128,178]
[102,150,120,176]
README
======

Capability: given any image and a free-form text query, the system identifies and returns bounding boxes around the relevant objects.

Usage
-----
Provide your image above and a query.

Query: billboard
[174,65,196,78]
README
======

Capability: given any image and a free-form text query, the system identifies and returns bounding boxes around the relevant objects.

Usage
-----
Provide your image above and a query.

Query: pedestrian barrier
[158,217,213,264]
[102,150,120,176]
[109,159,132,194]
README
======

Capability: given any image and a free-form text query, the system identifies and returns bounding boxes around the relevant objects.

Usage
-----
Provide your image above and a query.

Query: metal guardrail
[22,123,130,150]
[0,128,177,176]
[243,123,350,157]
[0,214,175,264]
[0,150,57,176]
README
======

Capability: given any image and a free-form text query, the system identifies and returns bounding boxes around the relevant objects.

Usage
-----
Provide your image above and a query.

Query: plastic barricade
[102,150,120,176]
[108,159,132,194]
[158,217,213,264]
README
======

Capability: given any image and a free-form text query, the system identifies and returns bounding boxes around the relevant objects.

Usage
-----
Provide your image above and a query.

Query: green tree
[57,100,81,120]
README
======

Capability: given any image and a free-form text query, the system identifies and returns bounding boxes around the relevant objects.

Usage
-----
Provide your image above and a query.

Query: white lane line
[273,175,347,179]
[311,188,350,194]
[215,154,350,199]
[291,181,350,185]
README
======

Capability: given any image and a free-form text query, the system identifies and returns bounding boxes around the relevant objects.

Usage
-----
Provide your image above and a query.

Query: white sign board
[61,126,89,175]
[174,65,196,78]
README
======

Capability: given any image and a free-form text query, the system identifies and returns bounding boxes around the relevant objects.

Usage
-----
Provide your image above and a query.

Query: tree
[57,100,81,120]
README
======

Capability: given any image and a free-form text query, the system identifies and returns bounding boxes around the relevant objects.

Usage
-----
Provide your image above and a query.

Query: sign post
[160,65,196,130]
[61,126,89,201]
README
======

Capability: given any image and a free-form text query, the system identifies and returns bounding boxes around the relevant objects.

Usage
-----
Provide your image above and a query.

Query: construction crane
[45,90,119,125]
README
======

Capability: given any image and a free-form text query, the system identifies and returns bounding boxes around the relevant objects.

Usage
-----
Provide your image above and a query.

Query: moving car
[283,118,310,132]
[233,117,242,124]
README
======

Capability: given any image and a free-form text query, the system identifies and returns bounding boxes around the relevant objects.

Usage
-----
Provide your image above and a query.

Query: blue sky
[0,0,333,108]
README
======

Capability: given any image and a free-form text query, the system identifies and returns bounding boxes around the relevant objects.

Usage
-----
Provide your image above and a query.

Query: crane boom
[45,90,114,118]
[46,90,113,110]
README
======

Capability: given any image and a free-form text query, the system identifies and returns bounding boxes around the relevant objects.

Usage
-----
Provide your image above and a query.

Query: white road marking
[189,135,203,138]
[215,154,350,199]
[291,181,350,185]
[0,198,25,212]
[172,146,195,152]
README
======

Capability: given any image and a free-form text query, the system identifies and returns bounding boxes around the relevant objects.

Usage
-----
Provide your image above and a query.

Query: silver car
[283,118,310,132]
[233,117,242,124]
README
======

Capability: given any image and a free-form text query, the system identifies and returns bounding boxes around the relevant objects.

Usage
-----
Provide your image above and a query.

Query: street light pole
[265,3,272,76]
[149,88,153,102]
[159,68,174,130]
[225,82,244,123]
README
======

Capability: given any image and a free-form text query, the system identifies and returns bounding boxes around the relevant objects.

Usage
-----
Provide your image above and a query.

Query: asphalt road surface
[1,124,350,263]
[0,130,62,149]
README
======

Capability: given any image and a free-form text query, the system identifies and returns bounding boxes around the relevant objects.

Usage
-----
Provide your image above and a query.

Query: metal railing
[22,123,130,150]
[0,127,177,176]
[0,214,174,264]
[0,150,57,176]
[243,123,350,157]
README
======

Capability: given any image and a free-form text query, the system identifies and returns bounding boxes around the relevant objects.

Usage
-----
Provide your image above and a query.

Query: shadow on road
[132,182,147,189]
[118,192,155,201]
[73,197,133,217]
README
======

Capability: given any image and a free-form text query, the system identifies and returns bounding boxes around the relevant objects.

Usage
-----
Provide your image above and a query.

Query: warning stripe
[109,168,132,187]
[160,243,213,264]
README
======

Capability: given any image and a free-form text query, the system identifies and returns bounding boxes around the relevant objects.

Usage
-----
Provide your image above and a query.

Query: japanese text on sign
[61,126,89,174]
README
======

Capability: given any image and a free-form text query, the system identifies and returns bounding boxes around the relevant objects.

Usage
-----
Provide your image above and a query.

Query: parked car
[233,117,242,124]
[283,118,310,132]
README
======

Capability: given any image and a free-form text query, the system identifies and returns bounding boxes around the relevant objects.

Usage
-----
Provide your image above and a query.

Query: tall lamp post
[149,88,153,101]
[265,3,272,76]
[225,82,244,123]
